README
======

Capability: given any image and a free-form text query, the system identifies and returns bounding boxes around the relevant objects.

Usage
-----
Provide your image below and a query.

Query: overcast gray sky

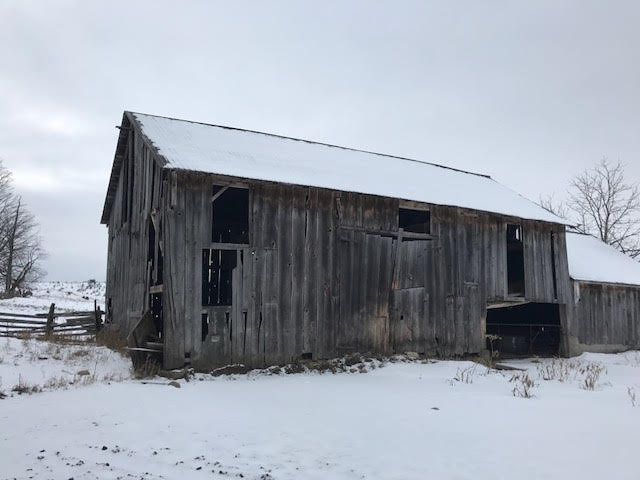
[1,0,639,280]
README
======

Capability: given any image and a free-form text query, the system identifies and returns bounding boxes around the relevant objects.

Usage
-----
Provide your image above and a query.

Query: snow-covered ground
[0,280,106,314]
[1,283,640,479]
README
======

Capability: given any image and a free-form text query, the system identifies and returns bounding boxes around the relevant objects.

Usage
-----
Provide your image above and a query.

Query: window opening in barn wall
[486,303,561,356]
[550,232,558,300]
[211,186,249,244]
[202,248,237,306]
[399,207,430,235]
[506,224,525,296]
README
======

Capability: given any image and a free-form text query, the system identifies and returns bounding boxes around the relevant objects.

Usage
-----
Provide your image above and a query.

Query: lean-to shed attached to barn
[101,111,572,369]
[566,231,640,353]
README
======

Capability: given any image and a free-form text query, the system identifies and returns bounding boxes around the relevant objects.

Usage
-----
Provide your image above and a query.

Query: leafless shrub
[628,387,637,407]
[134,355,161,379]
[581,362,606,391]
[453,364,477,384]
[11,375,41,395]
[536,359,606,390]
[43,375,72,390]
[510,373,536,398]
[537,359,573,382]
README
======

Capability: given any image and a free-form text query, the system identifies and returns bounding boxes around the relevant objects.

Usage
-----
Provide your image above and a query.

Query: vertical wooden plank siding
[571,281,640,351]
[107,153,590,368]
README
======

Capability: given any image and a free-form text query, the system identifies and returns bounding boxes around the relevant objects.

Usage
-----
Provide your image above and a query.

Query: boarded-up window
[212,186,249,244]
[399,207,430,234]
[202,248,237,306]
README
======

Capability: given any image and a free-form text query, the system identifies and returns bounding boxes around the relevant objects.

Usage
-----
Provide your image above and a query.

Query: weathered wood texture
[104,125,575,369]
[160,173,571,369]
[105,121,165,353]
[570,281,640,350]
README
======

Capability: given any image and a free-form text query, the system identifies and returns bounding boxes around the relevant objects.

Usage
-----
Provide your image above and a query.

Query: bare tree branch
[0,160,47,297]
[567,158,640,258]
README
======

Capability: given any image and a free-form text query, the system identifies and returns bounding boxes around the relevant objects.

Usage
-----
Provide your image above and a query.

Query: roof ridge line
[128,111,492,180]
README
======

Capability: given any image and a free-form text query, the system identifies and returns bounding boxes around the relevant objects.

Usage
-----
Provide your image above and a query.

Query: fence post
[45,303,55,336]
[94,299,102,333]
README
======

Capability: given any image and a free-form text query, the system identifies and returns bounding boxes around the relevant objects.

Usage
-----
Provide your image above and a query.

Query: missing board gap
[202,249,237,306]
[201,313,209,342]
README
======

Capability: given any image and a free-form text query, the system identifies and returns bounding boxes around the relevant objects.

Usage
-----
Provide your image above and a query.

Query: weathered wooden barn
[101,111,575,370]
[565,231,640,353]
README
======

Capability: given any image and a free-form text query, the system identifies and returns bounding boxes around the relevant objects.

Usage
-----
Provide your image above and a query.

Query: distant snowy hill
[0,281,106,314]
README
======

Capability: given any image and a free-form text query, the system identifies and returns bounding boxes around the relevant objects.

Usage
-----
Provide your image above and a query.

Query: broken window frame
[202,248,238,307]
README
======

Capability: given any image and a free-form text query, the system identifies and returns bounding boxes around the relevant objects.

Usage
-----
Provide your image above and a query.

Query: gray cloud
[0,0,638,279]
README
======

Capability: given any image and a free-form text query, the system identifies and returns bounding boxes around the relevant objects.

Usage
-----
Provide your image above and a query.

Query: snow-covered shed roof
[566,231,640,286]
[102,111,566,224]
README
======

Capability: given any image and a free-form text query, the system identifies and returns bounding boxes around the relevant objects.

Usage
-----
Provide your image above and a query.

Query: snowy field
[0,280,106,315]
[1,283,640,480]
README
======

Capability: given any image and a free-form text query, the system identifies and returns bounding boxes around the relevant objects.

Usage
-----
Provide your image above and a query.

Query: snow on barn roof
[566,231,640,286]
[128,112,564,224]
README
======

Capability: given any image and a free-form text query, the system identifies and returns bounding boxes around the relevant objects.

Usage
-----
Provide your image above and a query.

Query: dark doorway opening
[212,186,249,244]
[506,224,525,296]
[486,302,561,356]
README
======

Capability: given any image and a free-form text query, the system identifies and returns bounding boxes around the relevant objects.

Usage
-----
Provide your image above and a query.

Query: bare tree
[542,159,640,258]
[569,159,640,258]
[0,161,46,296]
[2,197,45,295]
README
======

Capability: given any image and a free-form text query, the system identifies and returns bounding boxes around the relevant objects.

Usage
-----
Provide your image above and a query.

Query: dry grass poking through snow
[0,336,132,398]
[535,357,608,390]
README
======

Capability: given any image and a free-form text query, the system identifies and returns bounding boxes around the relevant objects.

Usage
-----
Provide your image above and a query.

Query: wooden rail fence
[0,301,104,338]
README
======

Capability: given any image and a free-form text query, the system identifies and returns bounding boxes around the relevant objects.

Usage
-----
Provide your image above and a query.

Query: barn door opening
[486,302,561,356]
[506,224,525,296]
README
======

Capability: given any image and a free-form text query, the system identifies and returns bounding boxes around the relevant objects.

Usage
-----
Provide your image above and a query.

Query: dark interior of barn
[211,186,249,244]
[506,224,525,296]
[486,302,561,356]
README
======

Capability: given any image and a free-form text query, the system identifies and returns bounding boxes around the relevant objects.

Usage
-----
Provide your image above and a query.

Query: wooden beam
[211,186,229,203]
[210,242,250,250]
[338,225,435,241]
